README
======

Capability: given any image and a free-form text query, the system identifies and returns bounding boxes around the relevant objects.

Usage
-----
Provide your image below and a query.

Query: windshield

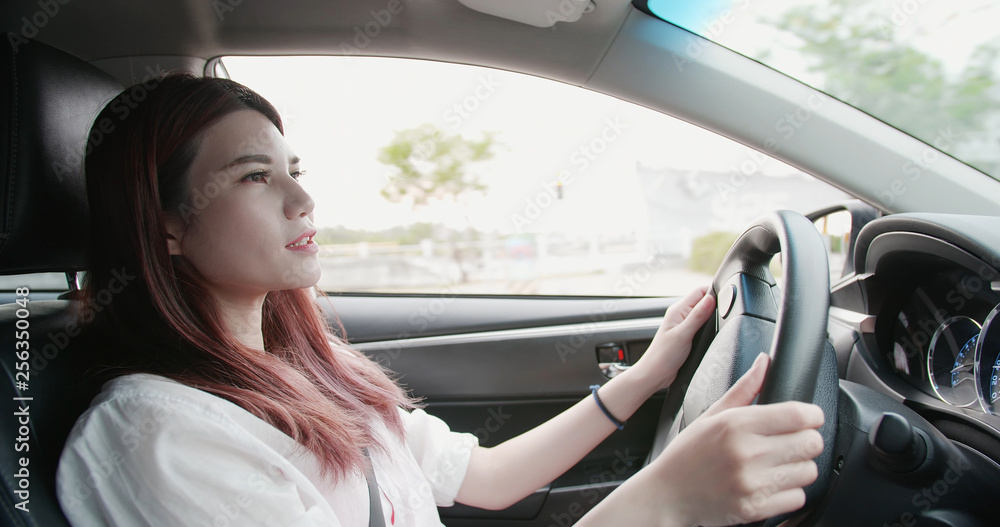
[645,0,1000,180]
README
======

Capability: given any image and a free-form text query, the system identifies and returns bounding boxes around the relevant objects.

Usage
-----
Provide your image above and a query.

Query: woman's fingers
[637,336,827,526]
[702,352,769,418]
[675,285,709,310]
[675,351,825,525]
[728,402,825,437]
[702,355,824,436]
[740,487,808,522]
[753,427,825,466]
[732,460,818,523]
[672,291,715,336]
[776,459,821,490]
[662,286,713,331]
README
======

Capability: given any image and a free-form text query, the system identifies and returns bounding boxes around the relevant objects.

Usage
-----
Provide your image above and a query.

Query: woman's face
[165,110,321,303]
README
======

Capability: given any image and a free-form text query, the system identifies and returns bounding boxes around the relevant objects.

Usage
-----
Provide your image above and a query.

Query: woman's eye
[290,170,306,181]
[242,171,269,183]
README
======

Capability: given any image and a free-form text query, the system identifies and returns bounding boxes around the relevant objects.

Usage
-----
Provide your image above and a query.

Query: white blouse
[55,373,479,526]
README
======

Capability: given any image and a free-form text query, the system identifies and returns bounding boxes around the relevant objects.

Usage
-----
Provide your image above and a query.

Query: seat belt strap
[362,447,387,527]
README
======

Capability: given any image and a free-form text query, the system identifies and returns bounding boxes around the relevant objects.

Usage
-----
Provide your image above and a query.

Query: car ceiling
[0,0,633,86]
[6,0,1000,216]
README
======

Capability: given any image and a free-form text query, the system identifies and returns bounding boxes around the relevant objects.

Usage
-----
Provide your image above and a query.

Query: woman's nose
[284,176,315,219]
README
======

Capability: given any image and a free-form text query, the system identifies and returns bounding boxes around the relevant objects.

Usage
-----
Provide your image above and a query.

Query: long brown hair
[81,74,414,479]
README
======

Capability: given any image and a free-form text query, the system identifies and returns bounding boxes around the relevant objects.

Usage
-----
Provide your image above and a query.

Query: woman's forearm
[454,289,716,511]
[454,364,662,510]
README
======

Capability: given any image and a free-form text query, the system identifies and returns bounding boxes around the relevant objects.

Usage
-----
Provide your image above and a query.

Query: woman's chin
[277,258,323,290]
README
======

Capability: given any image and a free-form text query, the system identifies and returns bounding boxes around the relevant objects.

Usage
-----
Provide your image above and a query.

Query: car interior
[2,1,1000,526]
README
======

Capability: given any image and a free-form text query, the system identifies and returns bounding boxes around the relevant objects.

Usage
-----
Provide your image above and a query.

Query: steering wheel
[649,210,839,526]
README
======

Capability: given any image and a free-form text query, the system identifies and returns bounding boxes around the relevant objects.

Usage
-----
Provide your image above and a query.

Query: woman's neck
[213,293,266,352]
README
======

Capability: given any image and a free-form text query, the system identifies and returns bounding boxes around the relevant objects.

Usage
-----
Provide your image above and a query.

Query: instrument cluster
[890,268,1000,415]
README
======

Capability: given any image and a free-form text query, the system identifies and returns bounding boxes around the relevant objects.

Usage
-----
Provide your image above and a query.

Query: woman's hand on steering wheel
[583,354,824,527]
[631,287,717,392]
[658,354,824,526]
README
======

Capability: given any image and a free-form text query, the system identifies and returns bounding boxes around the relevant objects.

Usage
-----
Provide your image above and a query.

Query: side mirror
[807,200,881,280]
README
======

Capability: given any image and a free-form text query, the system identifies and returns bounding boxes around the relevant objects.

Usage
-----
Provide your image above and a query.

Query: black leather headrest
[0,35,122,275]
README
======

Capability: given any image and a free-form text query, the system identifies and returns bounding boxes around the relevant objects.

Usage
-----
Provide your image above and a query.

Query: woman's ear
[163,212,186,256]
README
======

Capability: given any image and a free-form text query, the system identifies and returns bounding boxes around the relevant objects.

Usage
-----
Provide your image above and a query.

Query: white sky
[222,0,998,234]
[224,56,803,234]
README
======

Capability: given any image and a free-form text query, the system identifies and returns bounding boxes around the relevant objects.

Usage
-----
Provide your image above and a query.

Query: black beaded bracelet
[590,384,625,430]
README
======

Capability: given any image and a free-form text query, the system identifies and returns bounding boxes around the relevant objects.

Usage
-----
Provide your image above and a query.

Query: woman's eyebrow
[218,154,273,172]
[217,154,301,173]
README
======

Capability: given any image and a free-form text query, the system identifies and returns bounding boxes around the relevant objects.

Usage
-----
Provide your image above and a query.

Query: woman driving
[56,74,823,527]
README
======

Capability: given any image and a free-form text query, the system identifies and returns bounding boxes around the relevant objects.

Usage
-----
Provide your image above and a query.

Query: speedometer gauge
[976,304,1000,415]
[928,316,980,407]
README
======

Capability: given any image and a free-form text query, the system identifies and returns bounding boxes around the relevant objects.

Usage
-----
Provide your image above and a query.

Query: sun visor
[456,0,596,27]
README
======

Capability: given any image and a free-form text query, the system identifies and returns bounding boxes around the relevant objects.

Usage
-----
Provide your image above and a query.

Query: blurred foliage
[689,231,739,274]
[829,234,843,253]
[772,0,1000,174]
[378,124,498,206]
[377,124,500,282]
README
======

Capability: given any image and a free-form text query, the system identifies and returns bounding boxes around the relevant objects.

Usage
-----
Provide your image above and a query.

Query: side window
[224,57,849,296]
[0,273,69,293]
[814,209,853,281]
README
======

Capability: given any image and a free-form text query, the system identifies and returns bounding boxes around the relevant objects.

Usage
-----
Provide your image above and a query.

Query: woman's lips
[286,240,318,253]
[286,230,318,252]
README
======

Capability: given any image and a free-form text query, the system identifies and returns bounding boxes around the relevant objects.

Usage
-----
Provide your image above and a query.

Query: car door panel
[327,295,674,526]
[328,294,676,343]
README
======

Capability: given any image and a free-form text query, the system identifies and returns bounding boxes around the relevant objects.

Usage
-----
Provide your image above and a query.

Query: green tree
[770,0,1000,174]
[377,124,499,282]
[689,231,738,274]
[378,124,496,206]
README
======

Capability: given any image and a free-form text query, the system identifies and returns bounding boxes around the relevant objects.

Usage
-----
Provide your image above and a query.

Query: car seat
[0,34,123,526]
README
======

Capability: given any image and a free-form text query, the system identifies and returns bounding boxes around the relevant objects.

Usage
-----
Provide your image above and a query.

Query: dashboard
[833,212,1000,459]
[889,268,1000,415]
